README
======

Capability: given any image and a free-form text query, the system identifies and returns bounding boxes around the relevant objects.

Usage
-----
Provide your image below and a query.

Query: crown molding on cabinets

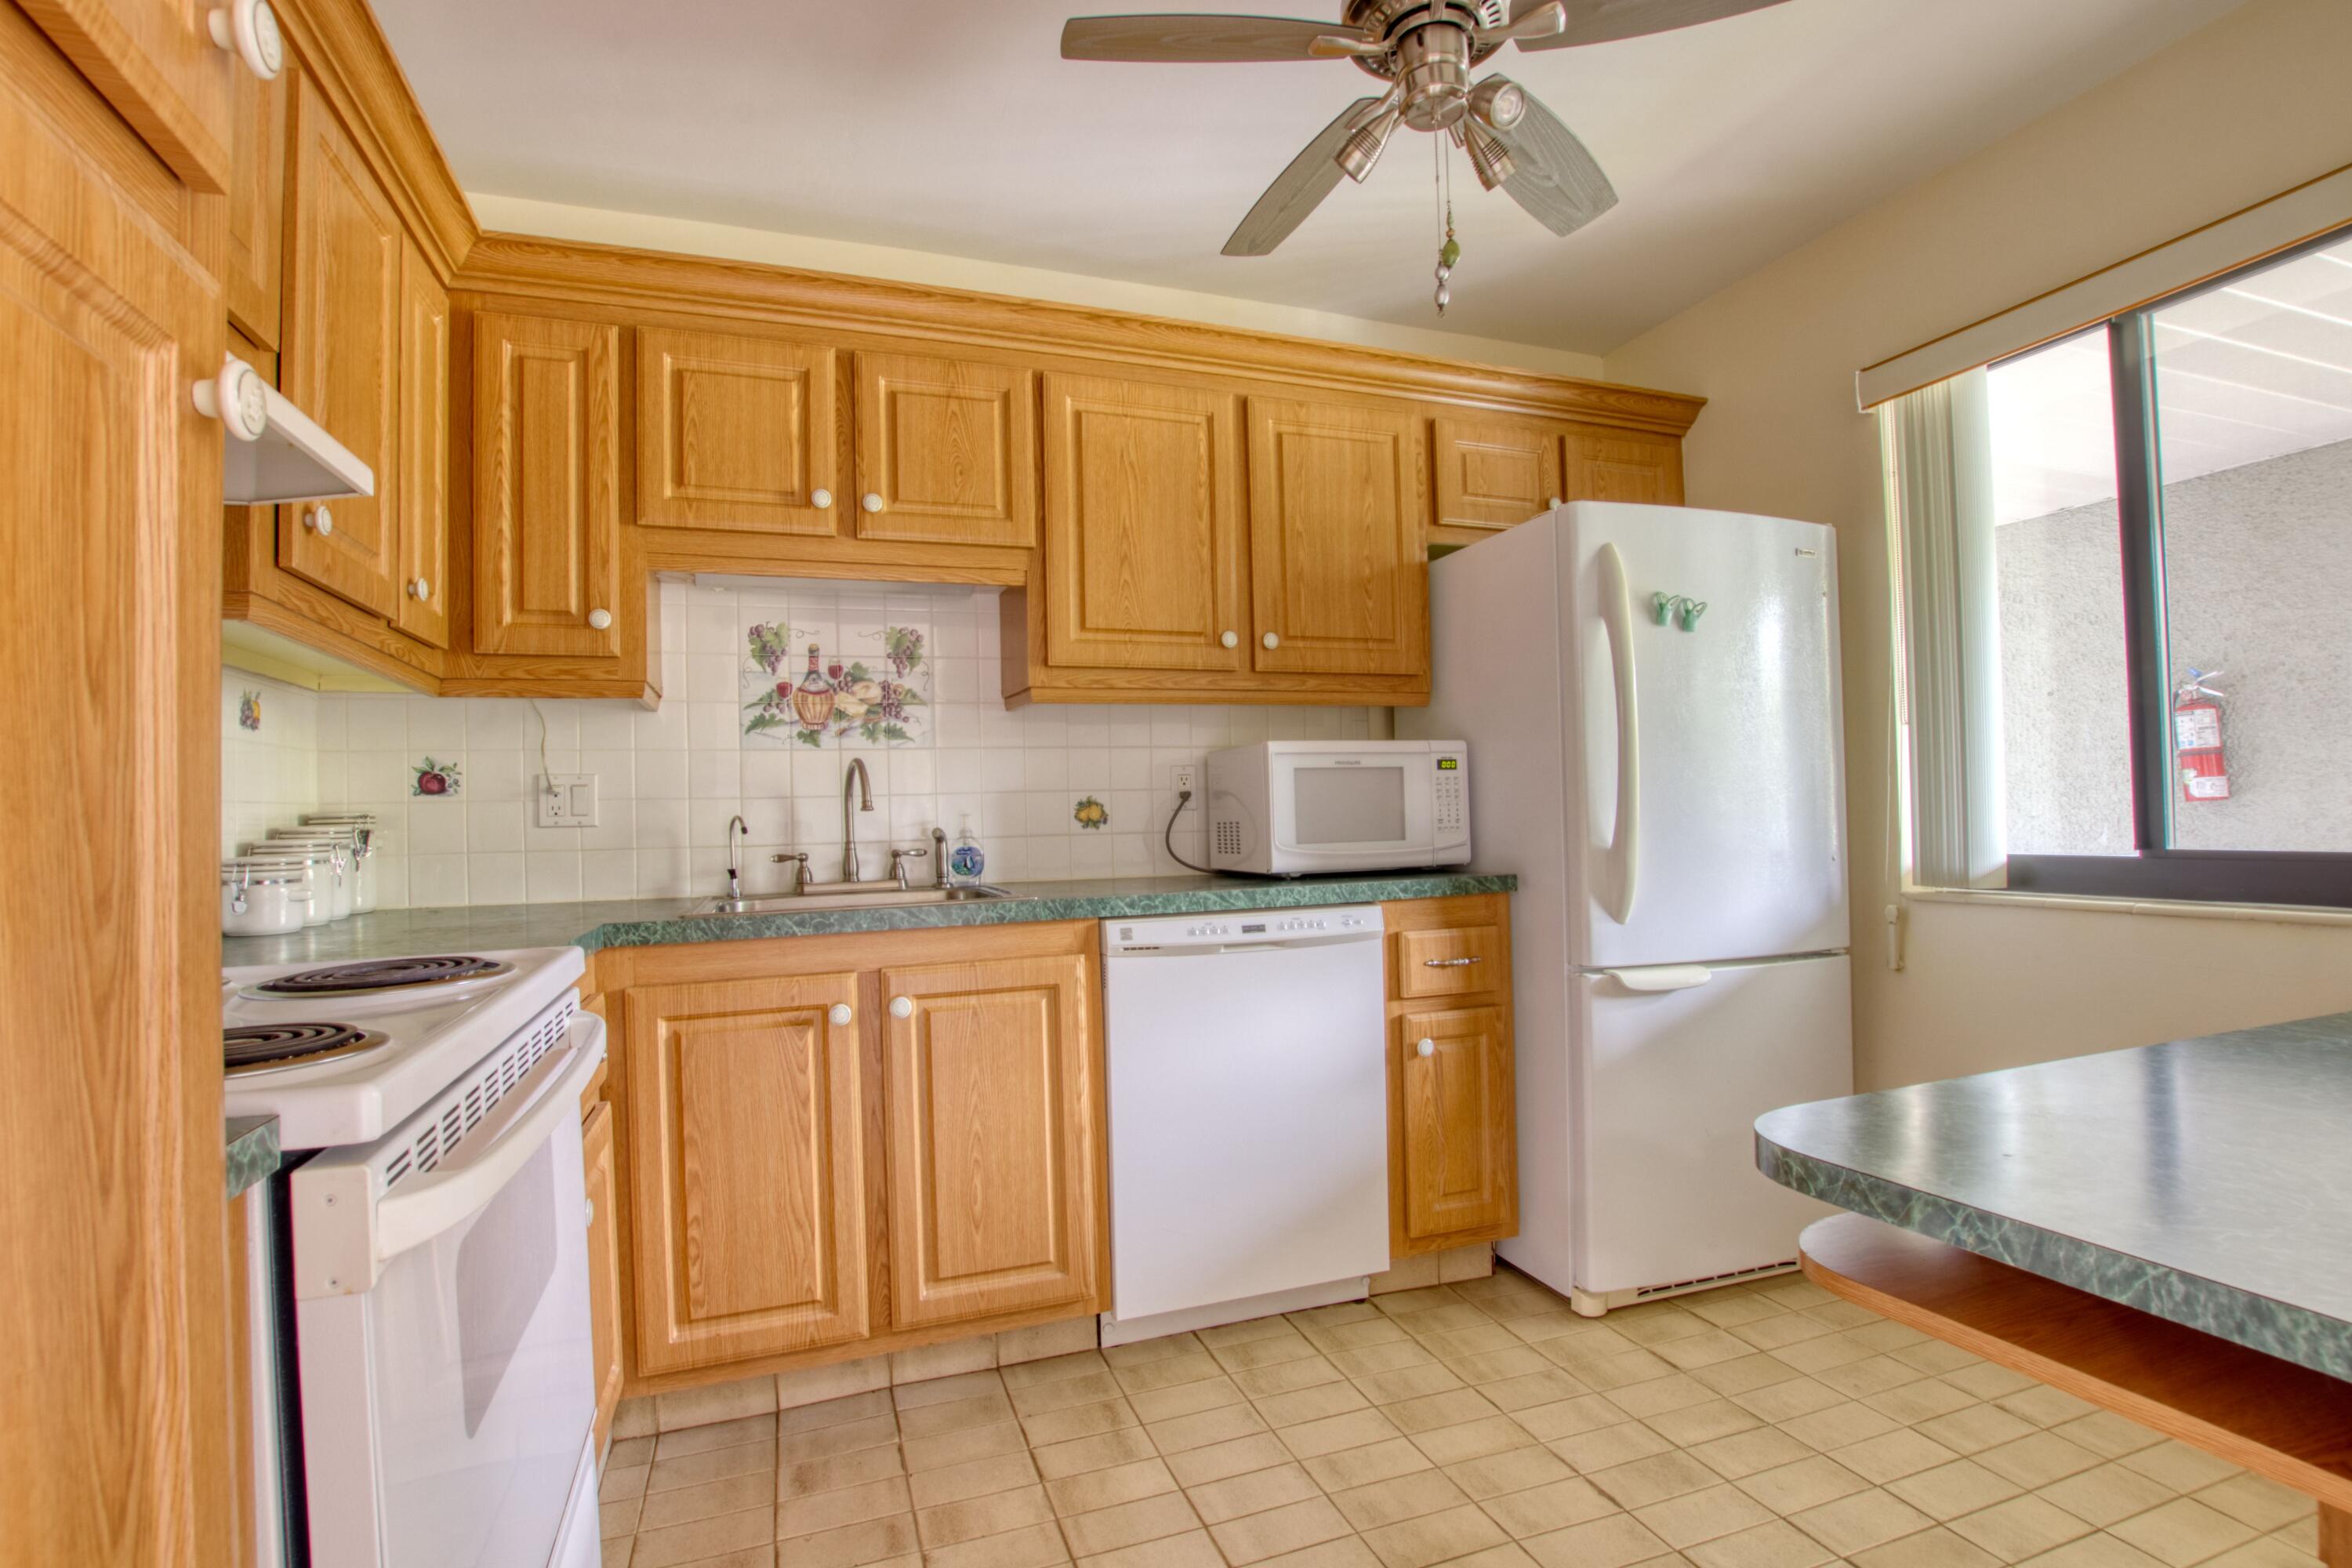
[274,0,477,282]
[455,234,1706,437]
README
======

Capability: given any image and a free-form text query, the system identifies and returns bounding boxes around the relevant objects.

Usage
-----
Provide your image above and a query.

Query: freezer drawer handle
[1603,965,1712,993]
[1424,956,1481,967]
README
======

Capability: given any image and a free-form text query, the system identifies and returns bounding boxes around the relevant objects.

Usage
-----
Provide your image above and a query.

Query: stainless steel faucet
[726,815,748,900]
[840,757,873,883]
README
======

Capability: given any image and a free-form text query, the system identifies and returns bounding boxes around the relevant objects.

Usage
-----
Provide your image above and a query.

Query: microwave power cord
[1164,790,1210,874]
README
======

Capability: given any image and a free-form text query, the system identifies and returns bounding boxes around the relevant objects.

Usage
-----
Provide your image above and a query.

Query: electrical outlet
[535,773,598,828]
[1169,764,1197,797]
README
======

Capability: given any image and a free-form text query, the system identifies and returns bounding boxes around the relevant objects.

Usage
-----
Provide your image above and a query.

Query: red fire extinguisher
[2174,669,2230,804]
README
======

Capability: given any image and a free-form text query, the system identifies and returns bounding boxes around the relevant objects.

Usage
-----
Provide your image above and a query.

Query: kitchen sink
[687,884,1016,917]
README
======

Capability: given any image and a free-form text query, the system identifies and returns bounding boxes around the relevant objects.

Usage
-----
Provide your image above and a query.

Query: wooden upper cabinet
[624,973,869,1375]
[1397,1004,1518,1245]
[581,1100,623,1449]
[20,0,234,191]
[638,327,840,536]
[279,70,401,619]
[471,310,623,659]
[1245,396,1427,677]
[1041,372,1246,673]
[394,239,448,648]
[880,952,1100,1329]
[854,350,1036,548]
[1563,425,1685,506]
[220,49,286,349]
[1432,416,1561,535]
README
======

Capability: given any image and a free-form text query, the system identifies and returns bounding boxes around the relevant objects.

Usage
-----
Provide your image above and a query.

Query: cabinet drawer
[1394,924,1504,999]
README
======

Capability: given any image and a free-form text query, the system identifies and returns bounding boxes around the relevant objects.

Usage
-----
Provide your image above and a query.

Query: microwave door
[1275,757,1434,864]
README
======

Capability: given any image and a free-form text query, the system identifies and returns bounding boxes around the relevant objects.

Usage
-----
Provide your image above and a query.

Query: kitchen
[7,2,2351,1566]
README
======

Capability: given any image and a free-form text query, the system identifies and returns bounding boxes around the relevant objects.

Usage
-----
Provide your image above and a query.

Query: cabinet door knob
[208,0,283,80]
[1219,630,1239,649]
[861,492,885,514]
[586,608,613,630]
[408,577,430,601]
[828,1003,853,1026]
[889,996,913,1019]
[1547,496,1562,510]
[1261,631,1280,650]
[305,506,333,537]
[811,488,833,510]
[583,1197,595,1226]
[193,355,268,440]
[1416,1037,1436,1058]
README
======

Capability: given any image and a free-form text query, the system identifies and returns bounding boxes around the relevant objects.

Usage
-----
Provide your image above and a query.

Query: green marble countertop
[220,872,1515,965]
[1756,1011,2352,1384]
[226,1116,278,1200]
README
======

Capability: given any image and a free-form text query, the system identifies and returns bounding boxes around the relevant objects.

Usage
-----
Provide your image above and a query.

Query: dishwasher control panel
[1102,905,1383,953]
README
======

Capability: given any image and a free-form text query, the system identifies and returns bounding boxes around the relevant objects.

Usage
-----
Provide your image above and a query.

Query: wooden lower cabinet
[1384,896,1519,1257]
[880,953,1100,1327]
[623,971,870,1375]
[581,1101,624,1448]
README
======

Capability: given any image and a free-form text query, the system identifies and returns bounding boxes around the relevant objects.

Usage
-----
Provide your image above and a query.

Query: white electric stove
[220,946,605,1568]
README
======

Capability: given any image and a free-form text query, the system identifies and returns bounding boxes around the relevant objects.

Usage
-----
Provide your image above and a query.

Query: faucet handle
[890,847,928,890]
[770,851,811,894]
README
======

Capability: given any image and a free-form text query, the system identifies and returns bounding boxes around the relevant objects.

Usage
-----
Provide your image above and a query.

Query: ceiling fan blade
[1223,96,1382,256]
[1510,0,1794,50]
[1492,93,1618,238]
[1062,14,1360,63]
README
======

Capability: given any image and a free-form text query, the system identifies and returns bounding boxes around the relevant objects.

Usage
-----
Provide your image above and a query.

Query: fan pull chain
[1434,137,1458,315]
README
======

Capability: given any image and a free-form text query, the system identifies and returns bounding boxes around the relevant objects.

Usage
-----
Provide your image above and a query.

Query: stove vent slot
[378,992,579,1195]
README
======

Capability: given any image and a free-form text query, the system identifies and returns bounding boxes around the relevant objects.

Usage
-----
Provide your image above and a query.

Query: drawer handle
[1416,1038,1436,1058]
[828,1003,852,1026]
[1425,956,1483,967]
[890,996,913,1019]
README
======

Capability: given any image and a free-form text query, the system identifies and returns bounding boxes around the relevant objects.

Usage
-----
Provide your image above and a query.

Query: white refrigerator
[1400,502,1851,1315]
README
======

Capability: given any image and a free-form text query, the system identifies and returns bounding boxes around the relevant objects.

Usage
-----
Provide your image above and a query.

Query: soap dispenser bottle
[949,817,985,885]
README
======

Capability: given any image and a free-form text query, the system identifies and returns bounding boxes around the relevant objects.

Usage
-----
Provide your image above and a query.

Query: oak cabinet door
[880,953,1099,1328]
[624,975,869,1375]
[1245,396,1427,677]
[278,70,401,619]
[220,49,285,349]
[638,326,840,536]
[582,1101,624,1448]
[393,238,448,648]
[1398,1005,1516,1244]
[1563,426,1684,506]
[854,350,1036,547]
[471,310,623,658]
[1041,372,1247,673]
[20,0,232,191]
[1432,415,1561,534]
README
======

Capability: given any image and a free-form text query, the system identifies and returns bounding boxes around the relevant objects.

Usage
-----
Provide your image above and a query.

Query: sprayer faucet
[840,757,873,884]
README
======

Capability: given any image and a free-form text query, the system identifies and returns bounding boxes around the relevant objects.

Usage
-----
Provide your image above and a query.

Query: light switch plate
[536,773,597,828]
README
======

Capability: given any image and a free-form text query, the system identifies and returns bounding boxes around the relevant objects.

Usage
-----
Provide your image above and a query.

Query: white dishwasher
[1100,906,1391,1345]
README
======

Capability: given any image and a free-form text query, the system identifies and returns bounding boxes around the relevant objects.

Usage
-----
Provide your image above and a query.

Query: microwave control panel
[1434,753,1468,840]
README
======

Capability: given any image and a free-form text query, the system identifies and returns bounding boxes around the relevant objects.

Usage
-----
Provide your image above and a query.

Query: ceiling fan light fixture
[1467,74,1525,132]
[1464,119,1515,189]
[1335,104,1401,182]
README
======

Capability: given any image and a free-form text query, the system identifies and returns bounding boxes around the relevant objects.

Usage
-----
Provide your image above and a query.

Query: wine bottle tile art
[739,589,934,750]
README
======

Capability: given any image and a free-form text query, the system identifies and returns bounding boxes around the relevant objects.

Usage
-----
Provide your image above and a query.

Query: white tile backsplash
[225,580,1383,909]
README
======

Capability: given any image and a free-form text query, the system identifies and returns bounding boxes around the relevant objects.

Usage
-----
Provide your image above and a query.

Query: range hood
[194,354,376,505]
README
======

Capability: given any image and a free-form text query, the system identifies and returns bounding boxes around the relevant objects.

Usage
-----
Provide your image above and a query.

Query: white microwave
[1206,740,1470,876]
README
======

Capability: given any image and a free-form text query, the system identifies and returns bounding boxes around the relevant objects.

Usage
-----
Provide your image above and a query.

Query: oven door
[1269,751,1436,872]
[292,1013,604,1568]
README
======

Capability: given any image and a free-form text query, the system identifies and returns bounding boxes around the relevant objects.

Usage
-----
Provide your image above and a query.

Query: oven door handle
[372,1014,606,1271]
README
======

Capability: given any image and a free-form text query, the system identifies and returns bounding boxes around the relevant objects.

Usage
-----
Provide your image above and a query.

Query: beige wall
[1601,0,2352,1091]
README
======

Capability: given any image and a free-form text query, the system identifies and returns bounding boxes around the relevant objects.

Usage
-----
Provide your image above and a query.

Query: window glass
[2149,235,2352,852]
[1987,330,2134,855]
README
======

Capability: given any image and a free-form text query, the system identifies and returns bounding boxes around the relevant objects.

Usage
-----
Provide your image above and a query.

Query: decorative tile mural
[1073,796,1109,830]
[412,757,463,797]
[742,608,932,748]
[238,690,263,731]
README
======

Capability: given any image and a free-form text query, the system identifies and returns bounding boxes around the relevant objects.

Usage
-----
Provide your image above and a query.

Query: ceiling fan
[1062,0,1795,256]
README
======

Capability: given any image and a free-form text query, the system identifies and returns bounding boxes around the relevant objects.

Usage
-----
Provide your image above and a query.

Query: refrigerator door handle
[1598,541,1641,924]
[1602,964,1712,993]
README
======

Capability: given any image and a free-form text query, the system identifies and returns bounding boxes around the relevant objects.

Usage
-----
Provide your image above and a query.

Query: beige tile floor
[596,1265,2324,1568]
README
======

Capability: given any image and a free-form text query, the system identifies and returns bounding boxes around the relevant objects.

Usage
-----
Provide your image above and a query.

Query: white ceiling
[1989,235,2352,525]
[372,0,2246,357]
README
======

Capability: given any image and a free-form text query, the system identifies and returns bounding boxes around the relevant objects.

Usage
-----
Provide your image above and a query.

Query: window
[1889,226,2352,909]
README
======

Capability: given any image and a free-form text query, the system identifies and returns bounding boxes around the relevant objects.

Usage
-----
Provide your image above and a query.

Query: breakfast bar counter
[1757,1013,2352,1565]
